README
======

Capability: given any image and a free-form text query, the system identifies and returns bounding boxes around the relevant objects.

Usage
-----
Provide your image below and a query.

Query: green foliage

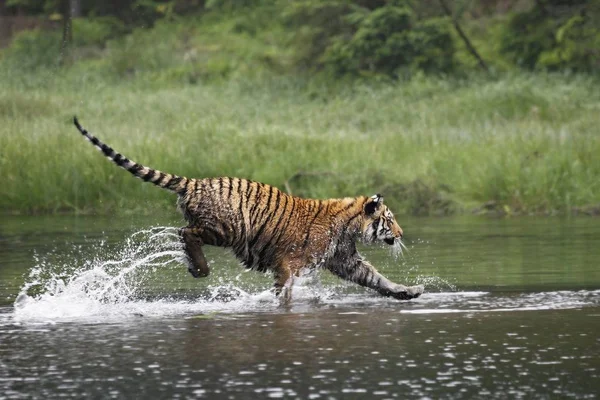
[282,0,358,70]
[537,14,600,71]
[500,0,600,72]
[0,29,62,71]
[104,21,179,77]
[205,0,266,10]
[285,1,454,77]
[72,17,126,47]
[4,0,599,76]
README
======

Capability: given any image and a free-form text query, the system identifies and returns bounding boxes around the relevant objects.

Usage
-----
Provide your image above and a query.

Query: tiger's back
[180,177,359,274]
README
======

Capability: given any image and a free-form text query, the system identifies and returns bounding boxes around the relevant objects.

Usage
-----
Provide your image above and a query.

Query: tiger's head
[362,194,404,249]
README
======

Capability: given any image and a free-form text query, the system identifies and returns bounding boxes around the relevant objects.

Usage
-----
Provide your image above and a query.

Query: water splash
[10,226,599,325]
[415,275,457,292]
[13,227,189,322]
[11,227,340,323]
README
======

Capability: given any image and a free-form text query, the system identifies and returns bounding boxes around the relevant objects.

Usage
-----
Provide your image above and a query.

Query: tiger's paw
[188,265,202,278]
[183,256,208,278]
[391,284,424,300]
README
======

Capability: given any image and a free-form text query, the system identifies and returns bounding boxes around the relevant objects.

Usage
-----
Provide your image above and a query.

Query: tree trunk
[59,0,72,65]
[438,0,489,73]
[70,0,81,18]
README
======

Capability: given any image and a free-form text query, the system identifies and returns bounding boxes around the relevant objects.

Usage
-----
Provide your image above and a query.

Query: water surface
[1,215,599,398]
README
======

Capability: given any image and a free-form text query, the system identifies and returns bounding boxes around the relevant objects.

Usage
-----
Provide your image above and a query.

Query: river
[0,215,598,398]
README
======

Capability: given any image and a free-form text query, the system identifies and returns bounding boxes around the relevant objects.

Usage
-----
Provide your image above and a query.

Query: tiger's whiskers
[391,239,407,259]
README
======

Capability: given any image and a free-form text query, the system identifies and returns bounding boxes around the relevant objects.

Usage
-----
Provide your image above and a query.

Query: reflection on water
[0,215,599,398]
[1,306,598,399]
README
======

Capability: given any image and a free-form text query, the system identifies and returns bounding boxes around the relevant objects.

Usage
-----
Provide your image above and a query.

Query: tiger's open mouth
[384,238,395,245]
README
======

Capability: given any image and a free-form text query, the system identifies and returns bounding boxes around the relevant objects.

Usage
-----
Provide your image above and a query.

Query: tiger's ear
[364,194,384,215]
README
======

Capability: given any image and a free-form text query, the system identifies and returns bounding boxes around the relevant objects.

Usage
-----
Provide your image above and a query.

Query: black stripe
[248,218,269,254]
[236,178,244,200]
[244,179,253,203]
[257,197,293,263]
[129,163,143,174]
[250,184,270,226]
[100,143,113,157]
[90,136,100,146]
[302,201,323,249]
[268,195,289,243]
[180,177,190,194]
[272,197,297,246]
[304,201,311,215]
[142,169,156,182]
[234,220,247,250]
[228,177,234,198]
[218,177,224,199]
[250,192,286,254]
[155,172,166,184]
[248,183,264,221]
[231,180,247,249]
[255,187,279,227]
[244,182,255,214]
[332,200,356,218]
[237,179,247,215]
[182,180,196,211]
[322,202,330,217]
[166,176,183,190]
[113,153,124,165]
[181,180,195,211]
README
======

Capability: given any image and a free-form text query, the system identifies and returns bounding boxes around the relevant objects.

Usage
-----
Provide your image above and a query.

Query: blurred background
[0,0,599,216]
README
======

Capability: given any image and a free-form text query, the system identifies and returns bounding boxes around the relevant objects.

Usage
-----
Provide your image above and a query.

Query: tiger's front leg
[180,227,210,278]
[329,257,423,300]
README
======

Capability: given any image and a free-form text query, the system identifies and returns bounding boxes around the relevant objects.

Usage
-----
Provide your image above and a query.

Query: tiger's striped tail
[73,117,190,195]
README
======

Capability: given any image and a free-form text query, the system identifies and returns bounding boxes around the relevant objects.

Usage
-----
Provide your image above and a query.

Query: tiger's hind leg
[180,227,210,278]
[273,259,303,304]
[273,266,292,301]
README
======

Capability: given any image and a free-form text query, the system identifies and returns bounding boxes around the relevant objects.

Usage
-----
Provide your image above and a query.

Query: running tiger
[73,117,424,301]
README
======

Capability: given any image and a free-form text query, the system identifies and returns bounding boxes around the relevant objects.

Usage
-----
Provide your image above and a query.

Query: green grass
[0,12,598,216]
[1,70,599,216]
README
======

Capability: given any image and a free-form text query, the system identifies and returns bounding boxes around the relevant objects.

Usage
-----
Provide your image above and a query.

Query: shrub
[500,0,600,72]
[322,5,454,76]
[282,0,359,70]
[72,17,126,47]
[0,29,62,71]
[537,14,600,72]
[283,1,454,77]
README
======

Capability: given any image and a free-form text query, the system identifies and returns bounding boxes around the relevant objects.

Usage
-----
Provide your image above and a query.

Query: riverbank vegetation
[1,1,599,216]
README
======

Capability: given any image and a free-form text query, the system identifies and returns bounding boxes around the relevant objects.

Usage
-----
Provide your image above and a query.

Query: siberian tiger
[73,117,424,301]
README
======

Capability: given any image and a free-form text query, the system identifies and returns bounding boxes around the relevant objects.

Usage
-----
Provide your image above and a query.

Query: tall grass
[1,70,599,215]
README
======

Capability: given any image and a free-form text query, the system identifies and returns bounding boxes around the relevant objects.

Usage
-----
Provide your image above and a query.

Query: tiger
[73,117,424,301]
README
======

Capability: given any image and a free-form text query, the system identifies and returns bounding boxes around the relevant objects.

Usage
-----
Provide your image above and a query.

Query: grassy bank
[1,71,599,216]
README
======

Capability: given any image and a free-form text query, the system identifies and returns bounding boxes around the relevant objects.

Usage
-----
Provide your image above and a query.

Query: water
[1,215,599,398]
